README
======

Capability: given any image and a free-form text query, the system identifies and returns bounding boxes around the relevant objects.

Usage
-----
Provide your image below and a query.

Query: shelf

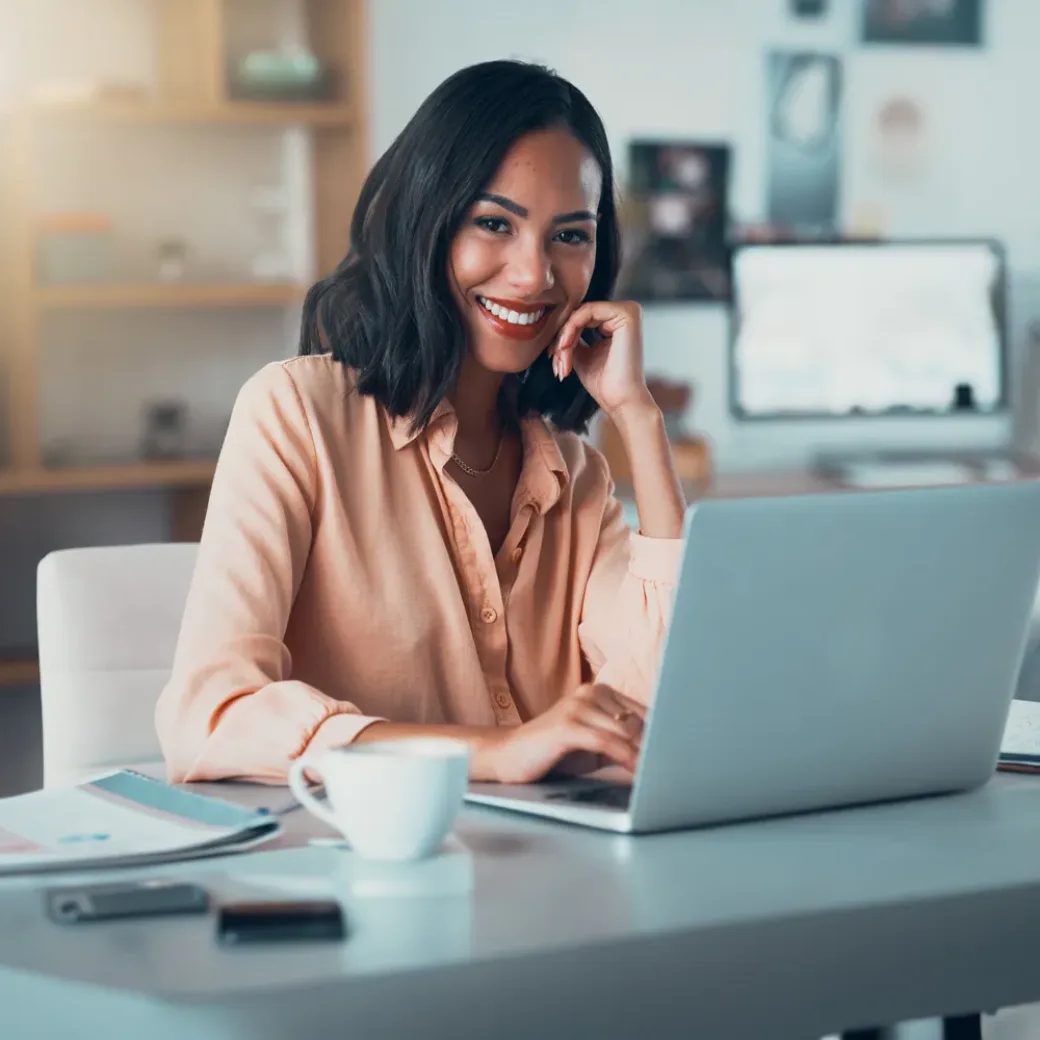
[33,282,307,309]
[0,656,40,688]
[28,100,355,128]
[0,460,217,496]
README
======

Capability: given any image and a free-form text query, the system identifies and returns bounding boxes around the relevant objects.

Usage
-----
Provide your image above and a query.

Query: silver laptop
[466,481,1040,833]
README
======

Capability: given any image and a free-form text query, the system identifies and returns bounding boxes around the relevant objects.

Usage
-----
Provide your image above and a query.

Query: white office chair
[36,543,198,788]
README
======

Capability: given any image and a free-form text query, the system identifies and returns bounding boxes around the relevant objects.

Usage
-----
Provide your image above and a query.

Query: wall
[370,0,1040,469]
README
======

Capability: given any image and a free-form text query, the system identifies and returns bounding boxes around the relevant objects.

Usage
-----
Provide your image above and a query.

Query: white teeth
[477,296,545,325]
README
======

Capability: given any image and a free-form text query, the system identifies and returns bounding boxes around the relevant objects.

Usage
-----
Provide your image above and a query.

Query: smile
[476,295,554,340]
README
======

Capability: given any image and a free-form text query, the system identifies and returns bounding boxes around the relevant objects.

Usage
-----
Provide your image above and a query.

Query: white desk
[3,775,1040,1039]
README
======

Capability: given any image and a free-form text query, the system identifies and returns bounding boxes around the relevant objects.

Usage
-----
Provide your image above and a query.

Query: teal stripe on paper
[86,771,267,828]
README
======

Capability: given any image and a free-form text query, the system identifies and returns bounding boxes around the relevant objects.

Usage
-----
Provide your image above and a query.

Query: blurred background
[1,0,1037,793]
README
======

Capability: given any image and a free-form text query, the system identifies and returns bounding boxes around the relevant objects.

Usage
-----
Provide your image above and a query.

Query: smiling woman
[155,60,687,787]
[449,130,601,375]
[300,62,620,435]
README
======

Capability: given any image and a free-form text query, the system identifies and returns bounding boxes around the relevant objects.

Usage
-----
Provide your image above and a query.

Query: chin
[462,295,566,376]
[468,340,545,376]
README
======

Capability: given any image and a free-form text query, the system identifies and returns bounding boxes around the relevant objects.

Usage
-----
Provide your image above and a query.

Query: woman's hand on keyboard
[483,683,645,784]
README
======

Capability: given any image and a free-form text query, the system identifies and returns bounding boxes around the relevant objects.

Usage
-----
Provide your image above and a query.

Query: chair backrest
[36,543,198,788]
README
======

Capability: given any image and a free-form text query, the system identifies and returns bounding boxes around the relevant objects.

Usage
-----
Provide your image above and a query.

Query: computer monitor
[729,239,1008,423]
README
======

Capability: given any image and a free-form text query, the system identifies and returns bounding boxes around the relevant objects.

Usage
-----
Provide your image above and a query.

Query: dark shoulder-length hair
[299,59,621,433]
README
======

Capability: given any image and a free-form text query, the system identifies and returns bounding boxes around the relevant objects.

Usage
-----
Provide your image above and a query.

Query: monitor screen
[730,241,1006,420]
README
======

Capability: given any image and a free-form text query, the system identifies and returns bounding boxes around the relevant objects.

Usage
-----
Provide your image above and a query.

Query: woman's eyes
[475,216,511,234]
[554,228,592,246]
[473,216,592,246]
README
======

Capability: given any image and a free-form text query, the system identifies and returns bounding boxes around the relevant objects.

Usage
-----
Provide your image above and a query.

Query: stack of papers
[0,770,281,875]
[999,700,1040,774]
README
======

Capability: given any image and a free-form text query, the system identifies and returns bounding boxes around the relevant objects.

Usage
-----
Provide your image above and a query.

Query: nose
[505,232,554,297]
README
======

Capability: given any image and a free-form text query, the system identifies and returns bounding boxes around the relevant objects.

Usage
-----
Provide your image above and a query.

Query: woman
[155,59,687,786]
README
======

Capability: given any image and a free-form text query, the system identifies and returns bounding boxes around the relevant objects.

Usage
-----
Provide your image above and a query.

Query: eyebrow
[476,192,598,224]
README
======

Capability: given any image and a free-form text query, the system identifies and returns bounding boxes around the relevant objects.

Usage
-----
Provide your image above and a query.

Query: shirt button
[510,546,523,564]
[480,606,498,624]
[495,691,513,709]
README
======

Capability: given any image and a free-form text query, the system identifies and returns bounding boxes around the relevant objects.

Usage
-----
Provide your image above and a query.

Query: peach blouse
[155,356,682,783]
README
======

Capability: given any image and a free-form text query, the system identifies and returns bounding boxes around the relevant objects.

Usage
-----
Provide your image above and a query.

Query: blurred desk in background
[614,458,1040,527]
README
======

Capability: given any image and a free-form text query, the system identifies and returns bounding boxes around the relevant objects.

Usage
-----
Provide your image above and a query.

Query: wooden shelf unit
[28,99,356,128]
[0,459,218,497]
[0,0,367,484]
[0,1,368,689]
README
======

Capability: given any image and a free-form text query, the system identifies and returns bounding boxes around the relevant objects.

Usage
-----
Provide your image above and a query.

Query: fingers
[552,310,601,380]
[576,682,647,721]
[565,684,645,770]
[575,703,641,747]
[609,690,648,721]
[551,301,640,380]
[550,326,581,381]
[565,723,639,772]
[548,749,608,779]
[561,301,639,342]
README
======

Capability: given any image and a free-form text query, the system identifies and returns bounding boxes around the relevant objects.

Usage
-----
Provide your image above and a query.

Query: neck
[449,357,504,441]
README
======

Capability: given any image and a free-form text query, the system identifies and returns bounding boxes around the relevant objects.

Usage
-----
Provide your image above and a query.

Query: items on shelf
[141,401,189,461]
[249,183,295,281]
[36,214,114,285]
[228,45,334,102]
[156,239,190,283]
[40,440,74,468]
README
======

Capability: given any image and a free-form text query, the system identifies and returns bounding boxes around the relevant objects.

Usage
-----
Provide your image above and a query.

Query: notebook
[0,769,282,876]
[998,700,1040,774]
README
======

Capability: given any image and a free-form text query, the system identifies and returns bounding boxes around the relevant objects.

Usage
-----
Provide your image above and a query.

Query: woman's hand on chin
[548,300,656,421]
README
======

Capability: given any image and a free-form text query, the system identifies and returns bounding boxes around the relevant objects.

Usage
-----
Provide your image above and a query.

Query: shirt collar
[518,415,568,515]
[385,399,453,451]
[383,398,569,515]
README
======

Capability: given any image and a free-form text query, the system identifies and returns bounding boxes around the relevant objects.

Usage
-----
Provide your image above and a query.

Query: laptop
[466,481,1040,833]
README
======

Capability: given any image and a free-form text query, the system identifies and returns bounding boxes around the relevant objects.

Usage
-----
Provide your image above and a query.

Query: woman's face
[449,127,602,375]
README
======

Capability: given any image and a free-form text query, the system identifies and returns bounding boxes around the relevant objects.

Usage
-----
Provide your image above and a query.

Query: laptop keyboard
[543,782,632,810]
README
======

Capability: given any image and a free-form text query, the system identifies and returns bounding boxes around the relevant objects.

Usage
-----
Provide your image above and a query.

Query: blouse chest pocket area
[323,519,462,662]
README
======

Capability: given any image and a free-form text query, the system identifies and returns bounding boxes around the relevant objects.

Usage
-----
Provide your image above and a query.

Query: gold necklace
[451,432,504,478]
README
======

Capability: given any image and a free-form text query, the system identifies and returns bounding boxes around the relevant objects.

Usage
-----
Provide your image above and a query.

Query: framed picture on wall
[765,51,843,235]
[862,0,983,47]
[618,141,731,303]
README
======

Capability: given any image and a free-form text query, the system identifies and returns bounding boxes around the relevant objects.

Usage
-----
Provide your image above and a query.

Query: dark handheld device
[216,899,346,946]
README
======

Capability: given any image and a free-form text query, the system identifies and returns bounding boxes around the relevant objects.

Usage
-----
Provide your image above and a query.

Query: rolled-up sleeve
[154,363,383,784]
[577,484,683,705]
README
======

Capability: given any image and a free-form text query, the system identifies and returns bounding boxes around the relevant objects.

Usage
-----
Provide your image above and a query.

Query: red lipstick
[476,295,554,341]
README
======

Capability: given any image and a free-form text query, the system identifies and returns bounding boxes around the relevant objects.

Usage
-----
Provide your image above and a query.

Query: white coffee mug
[287,739,470,861]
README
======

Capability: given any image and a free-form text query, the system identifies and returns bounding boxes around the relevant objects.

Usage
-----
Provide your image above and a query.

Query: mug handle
[287,758,340,830]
